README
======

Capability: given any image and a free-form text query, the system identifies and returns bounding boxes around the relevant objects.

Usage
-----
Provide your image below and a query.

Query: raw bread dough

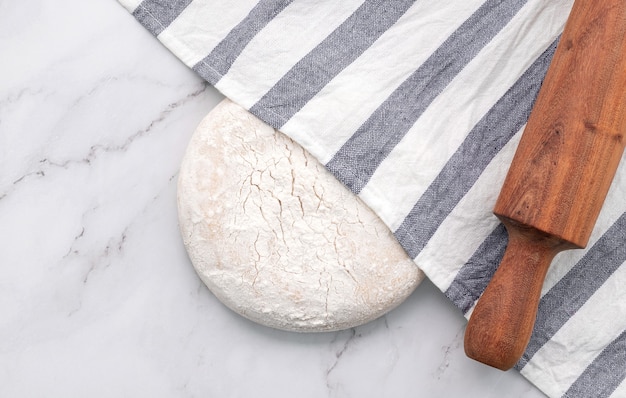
[177,99,424,332]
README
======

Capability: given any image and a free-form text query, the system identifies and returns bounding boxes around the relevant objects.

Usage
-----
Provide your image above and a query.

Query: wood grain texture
[465,0,626,370]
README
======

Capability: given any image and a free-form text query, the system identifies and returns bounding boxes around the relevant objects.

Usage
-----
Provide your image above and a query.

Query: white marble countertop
[0,1,546,397]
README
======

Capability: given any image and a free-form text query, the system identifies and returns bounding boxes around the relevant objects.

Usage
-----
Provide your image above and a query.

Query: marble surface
[0,1,546,397]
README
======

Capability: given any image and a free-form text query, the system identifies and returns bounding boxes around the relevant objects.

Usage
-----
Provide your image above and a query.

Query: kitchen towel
[117,1,626,396]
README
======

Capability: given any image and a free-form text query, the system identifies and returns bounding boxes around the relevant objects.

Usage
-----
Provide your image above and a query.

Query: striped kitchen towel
[117,0,626,396]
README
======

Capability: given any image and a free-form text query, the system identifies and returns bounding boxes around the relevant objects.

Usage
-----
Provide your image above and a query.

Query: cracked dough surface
[178,99,424,332]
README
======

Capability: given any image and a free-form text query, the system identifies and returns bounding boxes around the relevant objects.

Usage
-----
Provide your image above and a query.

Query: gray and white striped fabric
[118,1,626,396]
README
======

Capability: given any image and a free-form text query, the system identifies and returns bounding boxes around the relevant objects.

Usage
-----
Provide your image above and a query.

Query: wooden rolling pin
[464,0,626,370]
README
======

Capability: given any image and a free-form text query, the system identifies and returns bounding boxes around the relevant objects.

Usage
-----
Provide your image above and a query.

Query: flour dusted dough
[177,99,424,332]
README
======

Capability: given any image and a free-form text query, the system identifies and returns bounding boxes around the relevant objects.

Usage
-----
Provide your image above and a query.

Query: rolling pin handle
[464,218,569,370]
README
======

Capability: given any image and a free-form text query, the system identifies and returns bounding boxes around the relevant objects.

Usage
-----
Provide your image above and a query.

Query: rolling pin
[464,0,626,370]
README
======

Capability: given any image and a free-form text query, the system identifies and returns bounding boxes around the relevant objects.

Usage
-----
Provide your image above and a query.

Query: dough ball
[178,99,424,332]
